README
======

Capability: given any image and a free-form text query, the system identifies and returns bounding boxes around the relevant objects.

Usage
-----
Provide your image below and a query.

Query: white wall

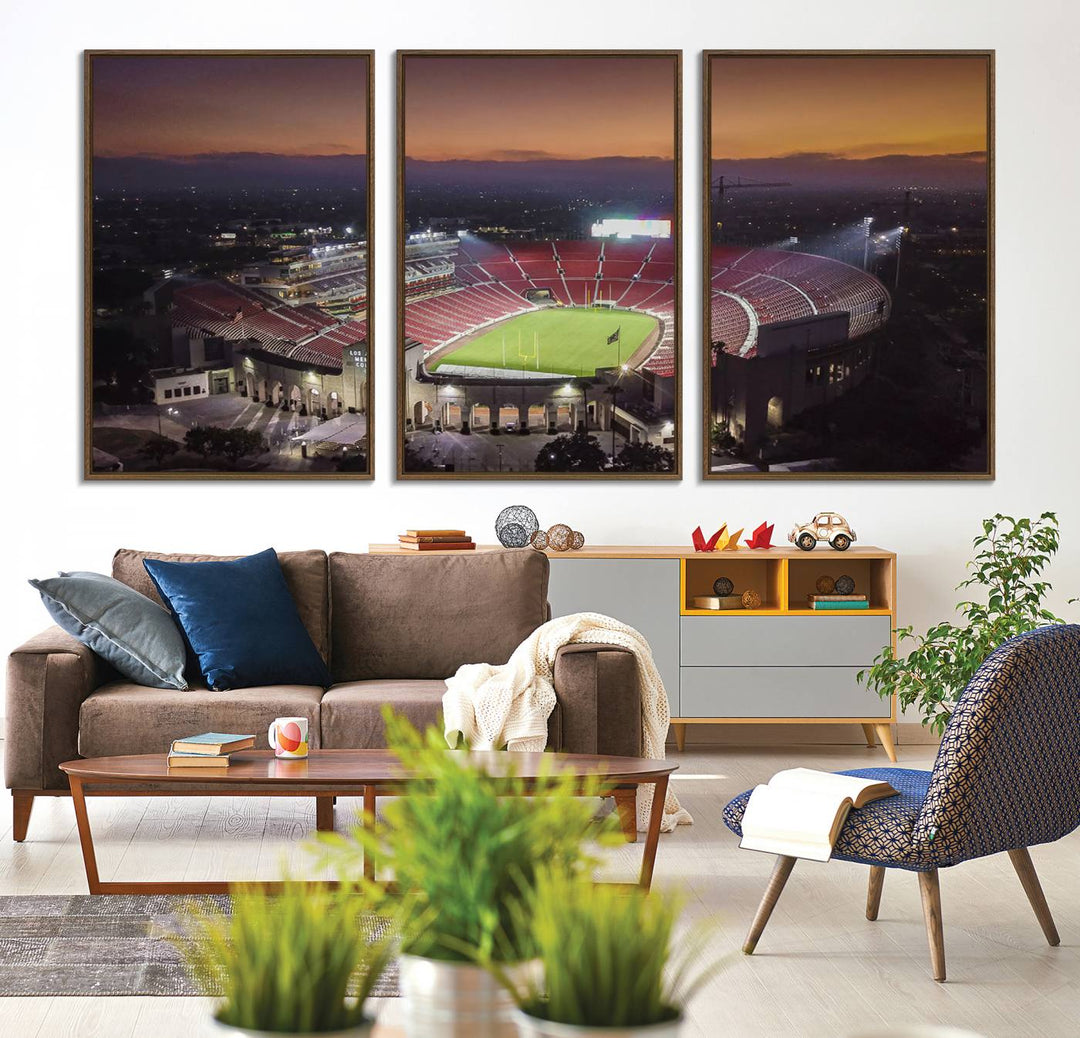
[2,0,1079,719]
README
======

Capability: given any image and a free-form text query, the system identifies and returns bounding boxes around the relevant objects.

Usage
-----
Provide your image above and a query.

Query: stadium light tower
[862,216,874,272]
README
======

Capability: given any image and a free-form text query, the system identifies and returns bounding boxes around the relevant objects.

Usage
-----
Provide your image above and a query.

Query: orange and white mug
[268,716,309,759]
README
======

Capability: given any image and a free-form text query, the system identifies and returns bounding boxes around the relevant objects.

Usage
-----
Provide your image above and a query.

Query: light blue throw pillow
[29,571,188,690]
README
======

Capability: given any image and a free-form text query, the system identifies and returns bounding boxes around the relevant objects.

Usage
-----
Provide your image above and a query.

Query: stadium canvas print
[705,51,993,479]
[398,51,681,478]
[85,51,374,479]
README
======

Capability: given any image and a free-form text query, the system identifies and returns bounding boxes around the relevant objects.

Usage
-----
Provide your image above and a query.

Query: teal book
[170,732,256,755]
[811,600,870,610]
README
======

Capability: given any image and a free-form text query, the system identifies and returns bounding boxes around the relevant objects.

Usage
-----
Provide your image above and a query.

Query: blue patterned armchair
[723,624,1080,981]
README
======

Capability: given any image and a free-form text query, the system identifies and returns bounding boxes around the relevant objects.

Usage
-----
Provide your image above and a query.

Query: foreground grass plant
[313,709,620,964]
[506,870,722,1028]
[175,881,392,1033]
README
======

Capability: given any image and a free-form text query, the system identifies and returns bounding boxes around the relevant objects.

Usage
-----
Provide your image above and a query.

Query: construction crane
[710,174,791,202]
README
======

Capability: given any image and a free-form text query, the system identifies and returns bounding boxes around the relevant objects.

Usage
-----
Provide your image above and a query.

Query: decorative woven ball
[530,529,549,551]
[570,530,586,550]
[741,589,761,609]
[713,576,735,597]
[834,574,856,595]
[547,523,574,551]
[815,575,836,594]
[495,505,539,548]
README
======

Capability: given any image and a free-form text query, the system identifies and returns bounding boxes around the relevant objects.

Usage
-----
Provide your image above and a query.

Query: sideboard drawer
[680,615,891,668]
[679,666,891,719]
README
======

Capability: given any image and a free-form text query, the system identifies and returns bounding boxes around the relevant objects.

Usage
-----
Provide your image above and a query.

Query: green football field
[429,307,658,376]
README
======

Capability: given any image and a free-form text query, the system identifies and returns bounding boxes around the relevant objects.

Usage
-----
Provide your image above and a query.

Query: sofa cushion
[328,550,549,681]
[112,549,330,663]
[79,681,323,758]
[142,549,332,691]
[29,571,188,690]
[321,680,561,750]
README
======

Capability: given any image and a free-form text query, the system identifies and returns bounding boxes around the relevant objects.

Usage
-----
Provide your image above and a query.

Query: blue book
[170,732,255,755]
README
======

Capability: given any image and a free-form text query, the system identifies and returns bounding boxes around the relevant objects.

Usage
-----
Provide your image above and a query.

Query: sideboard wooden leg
[672,723,687,752]
[860,723,877,748]
[874,723,898,762]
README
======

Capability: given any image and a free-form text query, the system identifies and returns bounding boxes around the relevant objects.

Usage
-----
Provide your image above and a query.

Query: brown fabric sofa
[6,548,642,840]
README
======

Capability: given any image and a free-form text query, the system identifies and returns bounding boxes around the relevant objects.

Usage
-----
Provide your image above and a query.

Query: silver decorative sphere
[495,505,539,548]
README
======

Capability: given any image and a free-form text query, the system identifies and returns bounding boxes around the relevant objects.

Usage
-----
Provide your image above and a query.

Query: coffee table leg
[363,785,376,881]
[69,778,102,895]
[315,796,335,832]
[638,775,669,891]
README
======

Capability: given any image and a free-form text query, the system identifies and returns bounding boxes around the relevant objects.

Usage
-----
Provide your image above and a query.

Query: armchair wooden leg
[866,865,885,920]
[917,869,946,982]
[12,792,34,842]
[1008,847,1060,946]
[743,855,797,955]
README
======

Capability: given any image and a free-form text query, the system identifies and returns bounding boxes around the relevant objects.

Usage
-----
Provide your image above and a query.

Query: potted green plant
[174,880,393,1036]
[860,513,1073,733]
[314,710,619,1038]
[500,870,721,1037]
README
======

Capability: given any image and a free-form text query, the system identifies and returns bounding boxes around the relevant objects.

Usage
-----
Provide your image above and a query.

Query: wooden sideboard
[367,544,898,760]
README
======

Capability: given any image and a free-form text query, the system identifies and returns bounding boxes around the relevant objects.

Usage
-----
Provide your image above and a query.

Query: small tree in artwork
[534,431,607,473]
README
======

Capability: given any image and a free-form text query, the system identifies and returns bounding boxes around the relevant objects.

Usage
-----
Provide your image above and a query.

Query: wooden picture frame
[703,50,994,480]
[397,50,682,480]
[84,50,375,480]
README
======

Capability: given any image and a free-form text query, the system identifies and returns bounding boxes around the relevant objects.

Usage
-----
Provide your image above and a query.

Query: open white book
[739,768,898,862]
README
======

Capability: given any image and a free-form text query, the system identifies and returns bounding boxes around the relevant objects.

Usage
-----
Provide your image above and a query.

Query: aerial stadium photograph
[705,51,993,478]
[85,51,373,478]
[398,51,681,478]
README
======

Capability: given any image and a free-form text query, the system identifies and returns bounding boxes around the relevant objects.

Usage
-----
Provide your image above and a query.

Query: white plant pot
[398,953,520,1038]
[211,1015,374,1038]
[511,1008,685,1038]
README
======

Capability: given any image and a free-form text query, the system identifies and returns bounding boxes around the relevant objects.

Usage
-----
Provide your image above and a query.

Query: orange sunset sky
[711,55,989,159]
[404,55,678,162]
[92,55,369,158]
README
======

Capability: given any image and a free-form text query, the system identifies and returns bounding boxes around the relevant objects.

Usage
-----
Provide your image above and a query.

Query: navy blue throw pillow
[142,549,331,691]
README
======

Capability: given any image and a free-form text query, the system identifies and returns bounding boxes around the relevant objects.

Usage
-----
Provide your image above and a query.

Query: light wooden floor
[1,740,1077,1038]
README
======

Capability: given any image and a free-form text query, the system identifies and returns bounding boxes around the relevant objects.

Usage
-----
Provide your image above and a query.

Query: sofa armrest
[5,626,109,791]
[552,643,641,758]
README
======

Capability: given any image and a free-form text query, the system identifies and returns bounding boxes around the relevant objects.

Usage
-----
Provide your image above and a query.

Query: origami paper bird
[722,527,744,551]
[745,522,775,549]
[692,524,727,552]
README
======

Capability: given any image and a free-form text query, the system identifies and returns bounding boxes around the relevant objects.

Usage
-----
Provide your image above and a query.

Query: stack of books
[807,594,870,611]
[397,529,475,552]
[167,732,255,768]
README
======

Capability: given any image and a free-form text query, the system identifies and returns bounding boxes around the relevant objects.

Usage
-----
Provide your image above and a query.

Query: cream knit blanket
[442,611,692,833]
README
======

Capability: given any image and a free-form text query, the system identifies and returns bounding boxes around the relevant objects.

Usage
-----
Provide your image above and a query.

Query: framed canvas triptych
[83,49,992,481]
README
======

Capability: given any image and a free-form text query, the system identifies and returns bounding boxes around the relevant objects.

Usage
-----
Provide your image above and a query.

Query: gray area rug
[0,895,399,997]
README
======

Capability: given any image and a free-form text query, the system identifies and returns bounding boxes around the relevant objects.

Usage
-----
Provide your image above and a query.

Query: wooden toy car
[788,512,856,552]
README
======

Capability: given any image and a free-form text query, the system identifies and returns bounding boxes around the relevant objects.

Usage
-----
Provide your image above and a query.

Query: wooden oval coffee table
[59,749,677,895]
